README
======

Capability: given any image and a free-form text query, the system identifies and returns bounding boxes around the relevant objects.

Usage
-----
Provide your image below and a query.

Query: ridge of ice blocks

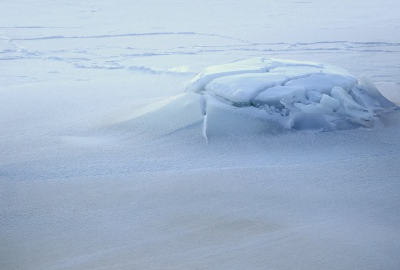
[123,58,399,138]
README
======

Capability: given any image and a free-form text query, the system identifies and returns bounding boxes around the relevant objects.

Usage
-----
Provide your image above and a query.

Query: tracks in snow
[1,31,400,81]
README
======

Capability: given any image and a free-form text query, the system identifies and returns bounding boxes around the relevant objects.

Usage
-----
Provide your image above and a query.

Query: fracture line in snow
[10,31,254,44]
[0,26,81,29]
[285,41,400,47]
[0,36,27,54]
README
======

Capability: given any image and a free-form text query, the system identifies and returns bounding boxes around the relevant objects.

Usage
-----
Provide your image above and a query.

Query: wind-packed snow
[1,1,400,270]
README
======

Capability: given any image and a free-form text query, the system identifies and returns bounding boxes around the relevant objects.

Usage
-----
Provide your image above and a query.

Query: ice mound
[118,58,398,139]
[184,58,398,136]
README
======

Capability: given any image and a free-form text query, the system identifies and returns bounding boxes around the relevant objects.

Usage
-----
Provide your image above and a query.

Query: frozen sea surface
[1,1,400,270]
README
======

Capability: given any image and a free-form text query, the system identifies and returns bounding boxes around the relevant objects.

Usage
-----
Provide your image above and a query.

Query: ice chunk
[269,66,323,80]
[320,94,340,111]
[286,74,357,94]
[331,86,373,120]
[355,76,399,109]
[205,73,287,104]
[185,60,271,92]
[358,75,387,97]
[294,102,333,114]
[253,86,306,107]
[307,91,323,102]
[270,58,323,69]
[331,87,366,110]
[185,58,323,94]
[203,94,278,138]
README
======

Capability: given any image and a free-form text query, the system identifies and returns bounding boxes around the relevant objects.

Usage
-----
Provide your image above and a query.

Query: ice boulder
[118,58,398,139]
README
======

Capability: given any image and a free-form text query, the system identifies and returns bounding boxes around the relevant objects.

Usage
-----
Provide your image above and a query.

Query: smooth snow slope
[1,1,400,270]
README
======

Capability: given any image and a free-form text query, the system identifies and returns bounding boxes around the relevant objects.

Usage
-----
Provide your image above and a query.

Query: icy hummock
[119,58,398,139]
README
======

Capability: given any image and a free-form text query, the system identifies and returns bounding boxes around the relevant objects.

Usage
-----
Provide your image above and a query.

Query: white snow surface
[1,1,400,270]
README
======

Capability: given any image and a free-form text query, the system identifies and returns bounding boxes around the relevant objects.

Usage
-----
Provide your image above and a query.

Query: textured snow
[1,1,400,270]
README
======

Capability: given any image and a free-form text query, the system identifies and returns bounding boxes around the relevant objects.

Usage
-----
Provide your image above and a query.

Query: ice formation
[184,58,398,136]
[120,58,398,138]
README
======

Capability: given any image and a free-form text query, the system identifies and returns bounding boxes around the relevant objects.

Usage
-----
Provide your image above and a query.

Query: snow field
[1,1,400,270]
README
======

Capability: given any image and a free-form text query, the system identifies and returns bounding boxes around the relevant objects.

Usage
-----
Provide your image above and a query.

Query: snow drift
[117,58,398,139]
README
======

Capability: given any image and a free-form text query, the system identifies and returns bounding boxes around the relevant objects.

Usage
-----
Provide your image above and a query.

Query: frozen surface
[1,1,400,270]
